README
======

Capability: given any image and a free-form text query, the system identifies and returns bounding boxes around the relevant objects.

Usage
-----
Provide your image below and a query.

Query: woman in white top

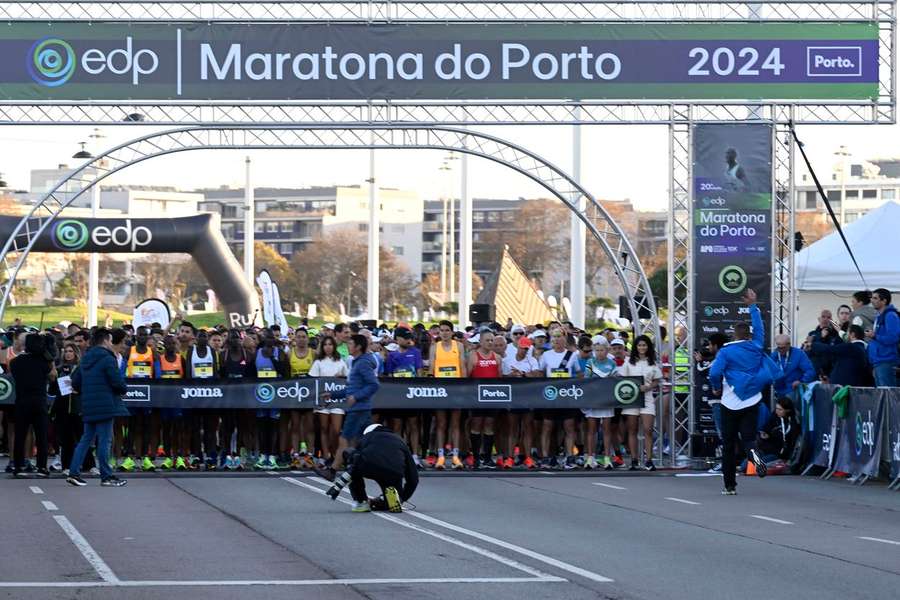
[309,336,349,464]
[618,335,662,471]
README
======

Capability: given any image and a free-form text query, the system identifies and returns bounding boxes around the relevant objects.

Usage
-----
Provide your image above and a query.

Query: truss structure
[0,1,893,126]
[0,125,660,340]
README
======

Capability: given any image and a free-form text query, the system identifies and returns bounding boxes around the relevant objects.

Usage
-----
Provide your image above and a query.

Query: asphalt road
[1,470,898,600]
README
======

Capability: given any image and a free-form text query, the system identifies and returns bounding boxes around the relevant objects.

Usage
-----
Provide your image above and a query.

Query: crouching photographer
[326,424,419,513]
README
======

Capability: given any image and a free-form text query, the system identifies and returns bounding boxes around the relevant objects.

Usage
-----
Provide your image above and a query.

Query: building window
[280,243,293,255]
[487,211,499,223]
[266,222,279,233]
[223,205,237,218]
[473,212,485,223]
[358,223,368,232]
[392,224,404,233]
[502,211,514,222]
[845,190,858,198]
[883,189,896,200]
[254,222,264,233]
[235,223,244,234]
[862,189,877,199]
[827,190,841,206]
[392,246,404,256]
[805,191,818,209]
[281,222,294,233]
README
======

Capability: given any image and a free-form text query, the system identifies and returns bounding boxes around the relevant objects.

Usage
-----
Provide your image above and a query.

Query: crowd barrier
[0,374,644,411]
[797,384,900,490]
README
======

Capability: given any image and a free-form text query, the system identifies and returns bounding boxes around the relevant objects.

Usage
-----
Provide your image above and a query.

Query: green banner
[0,22,879,101]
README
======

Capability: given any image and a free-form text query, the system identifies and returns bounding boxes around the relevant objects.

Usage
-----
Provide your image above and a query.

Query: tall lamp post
[72,141,99,326]
[347,270,357,317]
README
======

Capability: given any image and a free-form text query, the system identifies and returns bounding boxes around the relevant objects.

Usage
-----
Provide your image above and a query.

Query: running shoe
[13,470,27,478]
[584,455,597,470]
[425,454,437,468]
[290,454,303,469]
[253,455,267,470]
[120,456,136,472]
[89,467,100,476]
[503,456,514,470]
[451,455,464,470]
[299,442,309,456]
[4,462,13,473]
[67,475,88,487]
[748,449,768,478]
[266,455,279,470]
[224,455,236,470]
[302,455,316,469]
[101,476,127,487]
[232,456,244,471]
[721,487,737,496]
[413,455,425,470]
[351,501,371,513]
[495,456,505,469]
[24,462,35,473]
[707,463,723,474]
[205,458,217,471]
[141,456,155,472]
[628,460,639,471]
[523,456,537,469]
[435,455,446,470]
[160,457,174,470]
[563,456,577,471]
[189,455,202,469]
[383,486,402,513]
[479,457,497,470]
[643,460,656,472]
[156,445,166,458]
[612,455,625,468]
[175,456,188,471]
[604,458,614,471]
[464,454,475,469]
[49,457,63,472]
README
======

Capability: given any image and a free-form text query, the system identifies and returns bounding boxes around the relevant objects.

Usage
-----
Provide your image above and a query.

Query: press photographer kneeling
[327,424,419,513]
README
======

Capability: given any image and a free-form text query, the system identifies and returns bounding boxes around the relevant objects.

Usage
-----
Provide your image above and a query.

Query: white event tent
[794,201,900,341]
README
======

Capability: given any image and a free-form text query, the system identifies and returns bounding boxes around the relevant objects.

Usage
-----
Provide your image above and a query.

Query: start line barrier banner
[0,374,645,411]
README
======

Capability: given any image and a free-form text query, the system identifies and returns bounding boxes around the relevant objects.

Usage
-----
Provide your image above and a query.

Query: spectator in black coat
[805,309,841,379]
[810,325,872,387]
[10,334,57,477]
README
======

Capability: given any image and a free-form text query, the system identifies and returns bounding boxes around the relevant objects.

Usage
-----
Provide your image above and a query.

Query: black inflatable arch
[0,214,257,326]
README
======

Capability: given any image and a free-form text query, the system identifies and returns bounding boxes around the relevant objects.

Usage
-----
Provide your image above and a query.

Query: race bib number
[392,371,414,378]
[194,365,214,378]
[131,364,152,378]
[257,368,277,379]
[436,366,458,378]
[550,368,570,378]
[161,371,181,379]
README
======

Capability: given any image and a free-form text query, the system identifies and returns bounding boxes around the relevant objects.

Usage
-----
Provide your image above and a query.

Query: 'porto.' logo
[255,383,275,404]
[855,410,875,456]
[614,380,640,405]
[405,386,448,399]
[478,384,512,403]
[0,377,12,403]
[53,220,89,250]
[28,37,76,87]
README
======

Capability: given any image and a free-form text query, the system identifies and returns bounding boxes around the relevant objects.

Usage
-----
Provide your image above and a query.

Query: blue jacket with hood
[709,304,782,401]
[329,352,379,413]
[867,304,900,366]
[71,346,130,423]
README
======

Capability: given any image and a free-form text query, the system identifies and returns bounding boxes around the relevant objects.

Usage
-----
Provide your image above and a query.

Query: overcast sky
[2,121,898,211]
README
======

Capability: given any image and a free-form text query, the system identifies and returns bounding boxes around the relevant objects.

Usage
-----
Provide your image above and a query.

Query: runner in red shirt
[466,331,502,469]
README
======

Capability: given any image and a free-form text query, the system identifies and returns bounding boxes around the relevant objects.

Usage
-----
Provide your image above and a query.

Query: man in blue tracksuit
[865,288,900,387]
[709,289,782,495]
[317,333,380,481]
[770,334,816,398]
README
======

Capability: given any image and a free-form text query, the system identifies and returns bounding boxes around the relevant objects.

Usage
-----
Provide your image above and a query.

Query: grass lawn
[2,305,132,329]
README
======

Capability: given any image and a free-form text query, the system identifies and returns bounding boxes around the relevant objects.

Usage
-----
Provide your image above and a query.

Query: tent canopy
[795,201,900,292]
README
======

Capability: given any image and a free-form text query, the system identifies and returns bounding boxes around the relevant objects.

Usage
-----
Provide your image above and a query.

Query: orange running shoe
[451,454,464,470]
[435,455,446,470]
[524,456,536,469]
[503,457,514,469]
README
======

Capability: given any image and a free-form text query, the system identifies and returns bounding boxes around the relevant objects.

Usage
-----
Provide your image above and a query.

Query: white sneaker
[351,501,371,513]
[49,458,63,472]
[89,467,100,476]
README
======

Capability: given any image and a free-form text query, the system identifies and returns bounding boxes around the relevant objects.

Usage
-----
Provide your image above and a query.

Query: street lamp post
[835,145,850,226]
[347,270,357,317]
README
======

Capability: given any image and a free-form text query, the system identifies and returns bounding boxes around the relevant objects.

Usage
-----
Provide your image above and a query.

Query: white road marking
[750,515,794,525]
[297,477,613,583]
[665,497,701,506]
[282,477,564,582]
[592,483,627,490]
[537,471,557,475]
[41,501,58,511]
[674,473,720,478]
[53,516,120,583]
[29,486,44,495]
[858,536,900,546]
[0,577,559,588]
